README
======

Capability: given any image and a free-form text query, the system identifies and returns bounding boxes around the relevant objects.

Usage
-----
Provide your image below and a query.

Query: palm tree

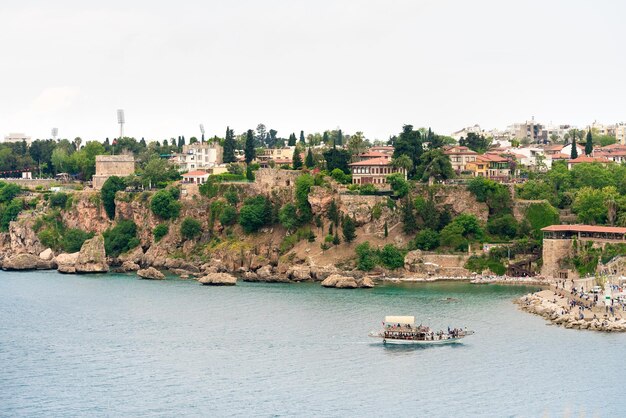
[391,155,413,178]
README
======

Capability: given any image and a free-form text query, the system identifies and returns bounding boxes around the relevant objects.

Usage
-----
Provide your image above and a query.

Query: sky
[1,0,624,142]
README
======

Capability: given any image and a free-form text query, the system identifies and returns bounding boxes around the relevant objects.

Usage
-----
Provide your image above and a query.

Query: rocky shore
[516,289,626,332]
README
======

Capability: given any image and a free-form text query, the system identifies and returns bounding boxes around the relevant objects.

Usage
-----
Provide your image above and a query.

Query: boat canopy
[384,316,415,325]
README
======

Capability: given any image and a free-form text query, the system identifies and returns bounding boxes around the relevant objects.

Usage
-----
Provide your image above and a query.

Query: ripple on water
[0,271,624,417]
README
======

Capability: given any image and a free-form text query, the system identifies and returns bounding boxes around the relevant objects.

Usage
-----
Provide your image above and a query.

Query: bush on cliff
[486,214,518,239]
[219,204,238,226]
[379,244,406,269]
[49,192,69,209]
[180,217,202,240]
[342,215,357,243]
[295,174,314,224]
[0,199,23,231]
[465,255,506,275]
[0,182,21,204]
[103,220,140,257]
[61,228,94,253]
[467,177,511,215]
[279,203,298,231]
[101,176,126,220]
[356,242,377,271]
[239,195,272,233]
[153,223,169,242]
[411,228,440,251]
[150,189,181,220]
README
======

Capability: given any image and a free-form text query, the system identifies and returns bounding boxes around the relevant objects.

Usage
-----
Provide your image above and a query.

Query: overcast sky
[1,0,624,142]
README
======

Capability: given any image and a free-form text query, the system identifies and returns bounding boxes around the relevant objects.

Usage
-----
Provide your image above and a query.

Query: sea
[1,271,624,417]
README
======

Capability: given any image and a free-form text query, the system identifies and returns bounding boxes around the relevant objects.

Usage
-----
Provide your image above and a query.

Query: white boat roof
[384,316,415,325]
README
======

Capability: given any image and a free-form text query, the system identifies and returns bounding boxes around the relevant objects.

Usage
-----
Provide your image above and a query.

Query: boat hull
[370,336,465,345]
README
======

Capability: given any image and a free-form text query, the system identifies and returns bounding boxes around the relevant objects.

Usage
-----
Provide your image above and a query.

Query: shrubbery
[150,188,181,219]
[101,176,126,220]
[180,217,202,240]
[411,228,440,250]
[239,195,272,233]
[49,192,69,209]
[153,223,169,242]
[60,228,94,252]
[355,241,406,271]
[219,204,238,226]
[103,219,140,257]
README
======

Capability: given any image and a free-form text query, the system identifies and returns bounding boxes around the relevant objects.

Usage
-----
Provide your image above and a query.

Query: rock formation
[2,253,55,270]
[321,274,375,289]
[74,234,109,273]
[198,273,237,286]
[55,252,79,273]
[137,267,165,280]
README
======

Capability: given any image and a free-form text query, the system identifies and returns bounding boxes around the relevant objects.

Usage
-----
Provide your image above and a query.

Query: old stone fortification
[93,155,135,189]
[541,238,574,279]
[254,168,300,193]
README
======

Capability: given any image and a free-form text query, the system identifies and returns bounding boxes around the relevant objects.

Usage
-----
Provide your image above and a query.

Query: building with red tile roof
[348,157,406,186]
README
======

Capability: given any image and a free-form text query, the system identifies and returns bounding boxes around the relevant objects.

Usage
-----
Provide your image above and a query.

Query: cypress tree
[585,130,593,155]
[570,133,578,159]
[299,130,305,144]
[288,133,296,146]
[292,147,303,169]
[329,223,333,236]
[384,221,388,238]
[342,215,356,243]
[305,148,315,168]
[245,129,256,164]
[336,129,343,147]
[333,232,340,246]
[323,131,329,146]
[140,137,146,147]
[223,126,236,163]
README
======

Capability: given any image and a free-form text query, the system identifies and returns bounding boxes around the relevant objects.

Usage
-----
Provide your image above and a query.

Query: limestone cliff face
[6,215,45,256]
[115,193,161,245]
[61,191,112,234]
[75,234,109,273]
[417,185,489,223]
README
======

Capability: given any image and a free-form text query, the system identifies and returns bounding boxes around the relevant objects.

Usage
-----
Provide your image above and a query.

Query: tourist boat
[368,316,474,345]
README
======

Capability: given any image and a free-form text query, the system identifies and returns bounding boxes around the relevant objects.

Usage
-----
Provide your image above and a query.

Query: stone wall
[541,238,574,279]
[253,168,300,194]
[1,179,59,189]
[93,155,135,189]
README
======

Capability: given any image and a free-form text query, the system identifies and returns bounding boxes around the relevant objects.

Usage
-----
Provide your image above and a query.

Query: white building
[3,133,32,145]
[616,124,626,145]
[172,142,223,172]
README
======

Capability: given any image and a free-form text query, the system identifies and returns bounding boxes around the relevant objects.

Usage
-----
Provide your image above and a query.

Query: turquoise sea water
[1,271,625,417]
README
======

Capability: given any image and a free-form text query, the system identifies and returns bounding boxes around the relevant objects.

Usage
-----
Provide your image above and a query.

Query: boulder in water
[198,273,237,286]
[75,235,109,273]
[137,267,165,280]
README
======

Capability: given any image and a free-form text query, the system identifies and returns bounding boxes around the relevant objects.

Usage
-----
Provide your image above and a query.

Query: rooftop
[182,170,210,176]
[348,157,393,166]
[567,155,611,164]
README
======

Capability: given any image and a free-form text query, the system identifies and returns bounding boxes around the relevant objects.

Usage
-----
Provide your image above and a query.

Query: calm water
[1,271,625,417]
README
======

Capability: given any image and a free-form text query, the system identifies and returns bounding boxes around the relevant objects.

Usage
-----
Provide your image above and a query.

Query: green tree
[486,214,518,239]
[305,148,315,168]
[279,203,298,231]
[585,130,593,156]
[384,221,388,237]
[327,199,340,225]
[570,132,579,159]
[295,174,314,223]
[439,222,468,251]
[412,228,440,250]
[219,205,238,226]
[180,217,202,240]
[288,133,297,146]
[332,232,341,246]
[342,215,356,243]
[245,129,256,164]
[150,189,181,219]
[392,125,423,178]
[572,186,617,224]
[379,244,405,269]
[101,176,126,220]
[0,199,23,231]
[323,148,351,173]
[0,183,21,204]
[238,195,272,233]
[299,130,306,144]
[387,173,409,198]
[419,149,454,183]
[459,132,492,154]
[356,241,377,271]
[401,196,417,234]
[292,147,303,169]
[223,127,236,163]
